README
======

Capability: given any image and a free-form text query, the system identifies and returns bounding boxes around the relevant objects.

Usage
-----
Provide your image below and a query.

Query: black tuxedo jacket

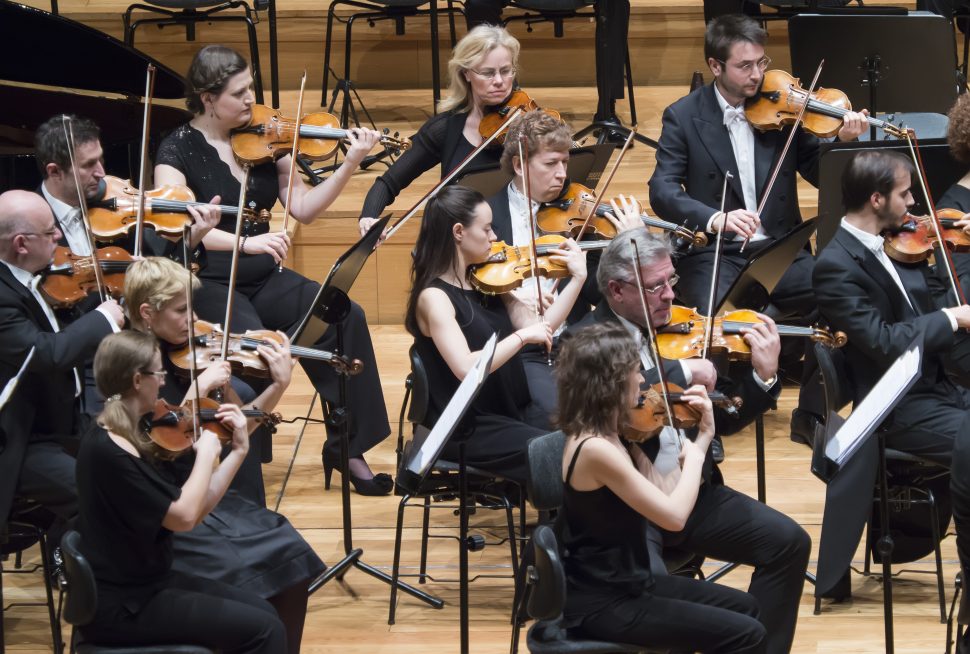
[486,188,514,244]
[648,83,823,241]
[0,263,113,531]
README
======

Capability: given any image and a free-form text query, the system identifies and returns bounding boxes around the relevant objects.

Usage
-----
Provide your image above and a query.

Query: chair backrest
[527,431,566,512]
[407,344,430,426]
[60,530,98,627]
[813,341,852,417]
[528,525,568,621]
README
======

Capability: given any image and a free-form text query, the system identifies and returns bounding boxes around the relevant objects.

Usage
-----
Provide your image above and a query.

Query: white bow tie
[723,105,747,127]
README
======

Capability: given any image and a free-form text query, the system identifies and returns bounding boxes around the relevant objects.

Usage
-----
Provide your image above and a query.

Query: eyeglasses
[620,274,679,296]
[467,66,517,80]
[139,369,167,379]
[716,55,771,74]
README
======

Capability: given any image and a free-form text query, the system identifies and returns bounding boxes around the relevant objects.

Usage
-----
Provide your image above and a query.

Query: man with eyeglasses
[0,190,124,564]
[562,227,808,654]
[649,13,869,446]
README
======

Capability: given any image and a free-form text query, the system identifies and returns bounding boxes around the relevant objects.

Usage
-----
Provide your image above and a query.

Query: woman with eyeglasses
[404,185,586,483]
[358,25,523,234]
[76,330,286,652]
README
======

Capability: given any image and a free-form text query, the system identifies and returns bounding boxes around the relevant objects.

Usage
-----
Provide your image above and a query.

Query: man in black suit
[813,149,970,601]
[0,190,123,544]
[648,14,869,442]
[563,228,809,654]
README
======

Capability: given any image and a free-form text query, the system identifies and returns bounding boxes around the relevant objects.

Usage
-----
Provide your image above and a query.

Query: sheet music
[408,334,497,475]
[0,346,34,413]
[824,344,921,466]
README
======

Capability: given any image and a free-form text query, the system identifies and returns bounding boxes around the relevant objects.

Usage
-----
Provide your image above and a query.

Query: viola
[230,104,412,165]
[622,383,741,443]
[168,320,364,379]
[478,90,562,144]
[883,209,970,264]
[143,397,281,458]
[40,245,131,308]
[87,175,271,241]
[537,182,708,248]
[656,306,847,362]
[468,235,607,295]
[745,69,904,139]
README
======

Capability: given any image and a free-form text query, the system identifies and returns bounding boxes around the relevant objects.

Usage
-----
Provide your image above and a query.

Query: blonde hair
[94,331,160,458]
[439,25,521,113]
[124,257,200,331]
[499,110,572,176]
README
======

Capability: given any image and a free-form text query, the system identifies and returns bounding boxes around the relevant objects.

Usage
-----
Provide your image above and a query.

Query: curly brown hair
[499,110,572,176]
[948,93,970,164]
[555,323,640,437]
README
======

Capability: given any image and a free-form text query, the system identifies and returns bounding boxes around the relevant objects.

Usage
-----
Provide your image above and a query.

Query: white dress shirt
[41,182,91,256]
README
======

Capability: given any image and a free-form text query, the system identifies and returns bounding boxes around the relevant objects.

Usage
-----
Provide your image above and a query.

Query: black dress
[559,437,766,653]
[939,183,970,290]
[413,279,544,483]
[76,425,286,652]
[360,110,502,219]
[156,350,326,599]
[155,124,390,459]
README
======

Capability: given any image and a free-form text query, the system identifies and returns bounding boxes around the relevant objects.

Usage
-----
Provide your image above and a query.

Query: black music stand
[789,12,958,141]
[811,337,923,654]
[293,218,441,612]
[815,138,965,252]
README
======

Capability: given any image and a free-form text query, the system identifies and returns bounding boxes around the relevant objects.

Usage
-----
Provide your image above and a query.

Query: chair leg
[37,530,63,652]
[928,488,947,623]
[429,0,441,111]
[624,43,637,125]
[419,495,431,583]
[388,494,410,625]
[503,496,519,574]
[321,0,340,105]
[244,11,265,105]
[447,0,457,47]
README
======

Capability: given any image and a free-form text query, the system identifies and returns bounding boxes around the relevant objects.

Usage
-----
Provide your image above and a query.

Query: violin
[883,209,970,264]
[537,182,708,248]
[745,69,904,139]
[87,175,271,241]
[168,320,364,379]
[143,397,281,458]
[468,235,608,295]
[478,90,562,144]
[656,306,847,361]
[622,383,742,442]
[40,245,132,308]
[230,104,412,165]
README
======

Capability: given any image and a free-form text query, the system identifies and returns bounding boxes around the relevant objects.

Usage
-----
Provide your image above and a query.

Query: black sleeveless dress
[414,279,545,483]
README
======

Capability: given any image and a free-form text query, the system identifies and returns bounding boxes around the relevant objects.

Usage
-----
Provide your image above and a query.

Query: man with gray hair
[564,227,809,654]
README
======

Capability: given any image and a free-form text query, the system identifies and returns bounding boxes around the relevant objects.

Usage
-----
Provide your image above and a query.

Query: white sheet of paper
[0,346,35,413]
[824,344,921,467]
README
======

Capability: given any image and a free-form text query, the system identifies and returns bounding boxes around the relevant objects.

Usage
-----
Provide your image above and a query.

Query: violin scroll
[329,354,364,376]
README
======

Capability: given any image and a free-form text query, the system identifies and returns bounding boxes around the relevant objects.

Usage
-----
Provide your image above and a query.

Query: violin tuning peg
[383,127,390,135]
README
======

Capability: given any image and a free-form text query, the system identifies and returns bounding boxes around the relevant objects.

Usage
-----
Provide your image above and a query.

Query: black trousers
[81,571,286,653]
[195,270,390,458]
[654,482,811,654]
[950,422,970,602]
[16,440,78,548]
[573,574,765,653]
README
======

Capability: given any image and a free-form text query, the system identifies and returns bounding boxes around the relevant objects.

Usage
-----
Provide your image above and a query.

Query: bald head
[0,190,60,270]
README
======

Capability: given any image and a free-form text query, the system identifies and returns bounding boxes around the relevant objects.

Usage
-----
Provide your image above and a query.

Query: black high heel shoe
[323,450,393,496]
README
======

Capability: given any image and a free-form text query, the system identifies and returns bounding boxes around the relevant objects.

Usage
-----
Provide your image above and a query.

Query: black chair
[321,0,461,114]
[388,345,522,625]
[1,498,62,653]
[520,525,645,653]
[122,0,268,105]
[59,530,215,654]
[812,342,950,621]
[946,571,968,654]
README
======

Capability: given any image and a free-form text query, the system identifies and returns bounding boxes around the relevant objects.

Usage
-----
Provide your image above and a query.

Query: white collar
[713,83,744,115]
[840,217,886,256]
[40,182,77,224]
[1,259,37,288]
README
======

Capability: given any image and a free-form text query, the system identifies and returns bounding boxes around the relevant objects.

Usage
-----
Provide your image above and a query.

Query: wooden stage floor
[1,325,961,653]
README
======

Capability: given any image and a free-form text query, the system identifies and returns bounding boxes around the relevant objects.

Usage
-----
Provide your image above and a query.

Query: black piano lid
[0,0,187,99]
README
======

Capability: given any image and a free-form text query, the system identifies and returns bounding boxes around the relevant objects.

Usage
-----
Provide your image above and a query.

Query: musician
[564,228,808,654]
[555,323,765,652]
[358,25,519,232]
[123,256,324,653]
[937,92,970,289]
[404,184,586,482]
[78,330,286,652]
[486,110,641,418]
[647,13,869,444]
[154,45,392,495]
[813,149,970,597]
[0,190,123,551]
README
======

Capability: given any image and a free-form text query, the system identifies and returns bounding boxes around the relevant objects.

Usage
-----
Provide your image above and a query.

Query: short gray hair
[596,228,672,293]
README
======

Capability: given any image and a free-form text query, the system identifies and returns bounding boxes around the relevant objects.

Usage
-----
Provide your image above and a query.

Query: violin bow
[220,162,252,383]
[133,64,156,259]
[279,70,308,272]
[182,225,202,442]
[61,116,107,303]
[741,59,824,253]
[905,130,968,305]
[383,108,524,241]
[703,171,733,359]
[518,135,551,365]
[574,126,637,240]
[630,238,683,449]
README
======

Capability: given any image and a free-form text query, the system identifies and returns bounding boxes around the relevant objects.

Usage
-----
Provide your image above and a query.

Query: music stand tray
[715,217,818,314]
